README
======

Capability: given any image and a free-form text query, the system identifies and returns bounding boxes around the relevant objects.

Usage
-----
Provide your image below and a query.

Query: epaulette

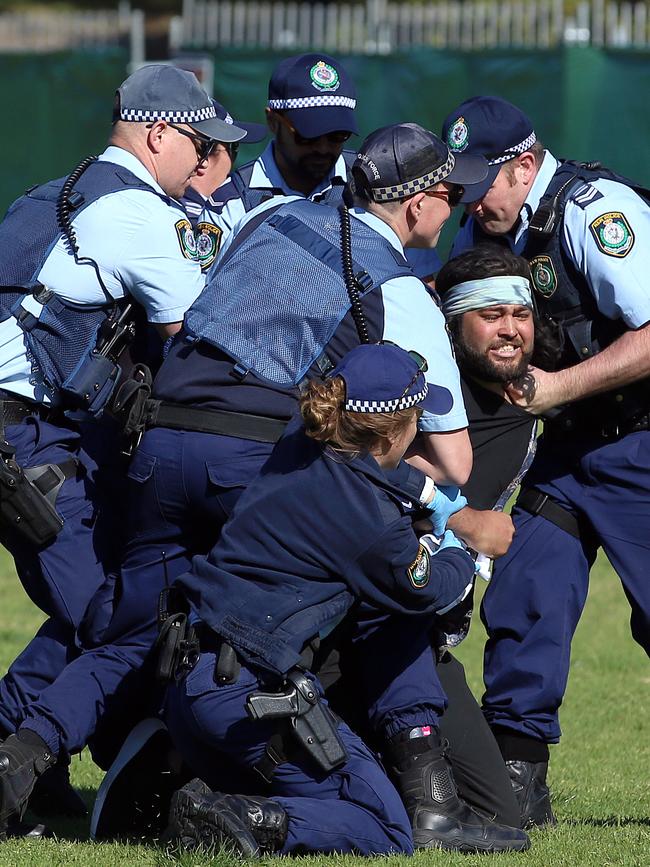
[571,182,604,210]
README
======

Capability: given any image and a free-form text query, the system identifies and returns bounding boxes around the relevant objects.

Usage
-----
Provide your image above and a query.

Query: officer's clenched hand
[447,507,514,559]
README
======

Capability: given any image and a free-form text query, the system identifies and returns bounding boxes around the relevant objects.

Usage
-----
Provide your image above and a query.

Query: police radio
[55,156,138,415]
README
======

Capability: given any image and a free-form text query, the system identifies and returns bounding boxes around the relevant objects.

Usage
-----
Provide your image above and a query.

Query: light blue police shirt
[451,150,650,328]
[0,146,206,401]
[351,208,467,433]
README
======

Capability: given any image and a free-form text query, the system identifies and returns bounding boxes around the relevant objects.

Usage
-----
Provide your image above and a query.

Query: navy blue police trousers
[18,426,274,761]
[482,430,650,743]
[164,650,414,856]
[0,415,114,737]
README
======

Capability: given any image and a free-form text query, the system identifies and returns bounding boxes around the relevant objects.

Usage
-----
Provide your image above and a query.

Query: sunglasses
[166,123,218,163]
[223,141,240,162]
[425,185,465,208]
[274,111,351,147]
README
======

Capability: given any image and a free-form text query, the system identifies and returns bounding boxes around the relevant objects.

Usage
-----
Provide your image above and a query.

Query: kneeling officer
[162,342,478,856]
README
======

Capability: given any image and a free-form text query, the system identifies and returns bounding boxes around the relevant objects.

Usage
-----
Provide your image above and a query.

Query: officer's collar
[513,150,560,247]
[249,142,348,198]
[348,208,405,255]
[99,146,169,199]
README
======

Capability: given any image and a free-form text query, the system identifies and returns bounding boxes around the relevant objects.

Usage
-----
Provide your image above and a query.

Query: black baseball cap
[352,123,488,203]
[116,65,246,143]
[442,96,537,202]
[268,53,358,138]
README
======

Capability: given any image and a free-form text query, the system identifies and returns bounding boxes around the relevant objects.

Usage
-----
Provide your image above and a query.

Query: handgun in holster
[0,439,68,546]
[246,668,348,776]
[154,587,200,683]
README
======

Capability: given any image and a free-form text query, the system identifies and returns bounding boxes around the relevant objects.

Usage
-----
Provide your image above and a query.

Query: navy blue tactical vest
[0,160,168,410]
[183,198,412,387]
[471,161,650,427]
[228,150,356,214]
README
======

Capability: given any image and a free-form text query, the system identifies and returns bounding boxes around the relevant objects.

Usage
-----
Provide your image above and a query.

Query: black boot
[0,730,56,833]
[506,760,557,828]
[29,755,88,818]
[384,728,530,853]
[167,778,288,858]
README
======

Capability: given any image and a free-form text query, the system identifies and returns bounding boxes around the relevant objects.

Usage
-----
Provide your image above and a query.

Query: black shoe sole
[168,786,260,858]
[413,830,531,853]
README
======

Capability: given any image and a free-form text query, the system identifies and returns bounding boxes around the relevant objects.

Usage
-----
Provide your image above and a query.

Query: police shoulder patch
[529,254,558,299]
[175,218,198,260]
[407,544,430,589]
[195,221,223,272]
[589,212,634,258]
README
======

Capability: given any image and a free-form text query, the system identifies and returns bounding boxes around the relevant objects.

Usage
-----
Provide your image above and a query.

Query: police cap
[442,96,537,202]
[352,123,487,204]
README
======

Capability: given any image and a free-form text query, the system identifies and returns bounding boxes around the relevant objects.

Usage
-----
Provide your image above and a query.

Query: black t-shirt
[461,376,536,511]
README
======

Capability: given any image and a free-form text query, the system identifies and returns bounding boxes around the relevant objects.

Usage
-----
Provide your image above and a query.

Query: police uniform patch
[310,61,340,91]
[447,116,469,153]
[407,544,430,589]
[195,221,222,272]
[530,255,558,299]
[175,218,198,260]
[589,212,634,258]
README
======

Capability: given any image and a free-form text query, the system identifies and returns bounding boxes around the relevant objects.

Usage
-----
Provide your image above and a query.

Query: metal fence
[171,0,650,53]
[0,2,143,55]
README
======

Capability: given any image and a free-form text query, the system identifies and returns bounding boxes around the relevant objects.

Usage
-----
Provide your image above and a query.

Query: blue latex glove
[423,530,481,576]
[421,529,466,555]
[424,485,468,536]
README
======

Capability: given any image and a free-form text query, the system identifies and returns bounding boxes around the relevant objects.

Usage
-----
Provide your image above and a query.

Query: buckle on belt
[526,490,548,516]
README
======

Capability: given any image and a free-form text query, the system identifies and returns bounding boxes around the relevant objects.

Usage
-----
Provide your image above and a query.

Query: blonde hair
[300,376,420,456]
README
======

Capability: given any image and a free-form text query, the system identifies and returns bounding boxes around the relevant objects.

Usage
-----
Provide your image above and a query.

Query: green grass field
[0,547,648,866]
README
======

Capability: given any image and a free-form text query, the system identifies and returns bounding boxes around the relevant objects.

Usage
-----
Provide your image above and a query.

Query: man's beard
[297,153,337,183]
[455,340,532,383]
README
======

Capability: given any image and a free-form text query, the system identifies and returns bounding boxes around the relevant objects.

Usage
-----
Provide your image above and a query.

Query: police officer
[0,122,485,835]
[441,95,650,826]
[162,341,479,857]
[182,98,266,270]
[201,52,443,282]
[0,64,245,830]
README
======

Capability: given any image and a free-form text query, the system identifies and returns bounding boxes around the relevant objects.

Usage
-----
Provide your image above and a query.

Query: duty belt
[545,411,650,442]
[144,400,288,444]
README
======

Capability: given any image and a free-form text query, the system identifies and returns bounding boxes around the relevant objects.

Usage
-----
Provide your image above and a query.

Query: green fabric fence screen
[1,45,648,249]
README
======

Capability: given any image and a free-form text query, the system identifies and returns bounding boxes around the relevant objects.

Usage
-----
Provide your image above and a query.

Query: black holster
[246,668,348,778]
[154,587,200,683]
[0,440,69,546]
[108,363,153,454]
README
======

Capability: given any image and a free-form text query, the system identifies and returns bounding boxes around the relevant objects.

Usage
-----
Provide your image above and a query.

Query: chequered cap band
[371,153,455,203]
[268,96,356,110]
[119,105,217,123]
[487,131,537,166]
[345,383,428,413]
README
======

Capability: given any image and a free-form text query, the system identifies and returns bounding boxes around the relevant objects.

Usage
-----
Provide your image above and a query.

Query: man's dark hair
[437,244,561,370]
[436,244,530,293]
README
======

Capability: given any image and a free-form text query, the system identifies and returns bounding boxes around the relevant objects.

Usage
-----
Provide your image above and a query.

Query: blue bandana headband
[440,275,533,318]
